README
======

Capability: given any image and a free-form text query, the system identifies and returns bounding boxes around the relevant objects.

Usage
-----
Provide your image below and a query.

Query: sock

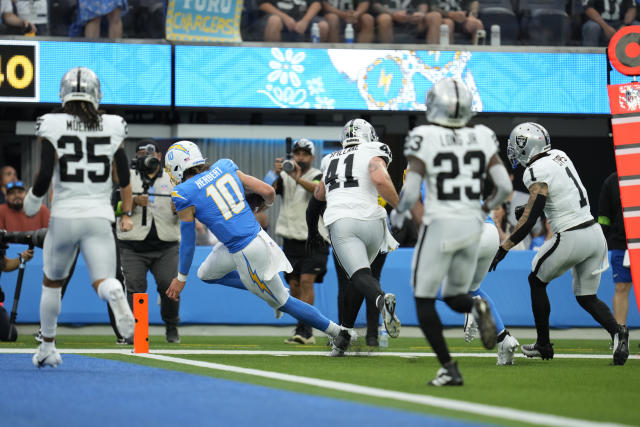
[202,271,246,290]
[528,273,551,345]
[278,296,330,332]
[471,288,506,334]
[351,268,384,304]
[40,286,62,339]
[342,280,366,328]
[443,294,474,313]
[325,321,341,338]
[576,294,620,336]
[415,297,451,366]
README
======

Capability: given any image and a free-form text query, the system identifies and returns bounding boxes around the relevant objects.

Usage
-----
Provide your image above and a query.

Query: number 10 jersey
[404,124,499,225]
[321,142,392,226]
[35,113,128,221]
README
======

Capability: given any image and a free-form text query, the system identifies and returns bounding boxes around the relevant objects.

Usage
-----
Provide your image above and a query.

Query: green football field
[3,333,638,426]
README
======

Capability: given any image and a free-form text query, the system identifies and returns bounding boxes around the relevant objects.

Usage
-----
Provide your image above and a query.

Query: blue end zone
[1,354,484,427]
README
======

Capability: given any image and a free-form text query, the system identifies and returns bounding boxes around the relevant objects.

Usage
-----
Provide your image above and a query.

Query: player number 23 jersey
[35,113,127,221]
[404,124,498,223]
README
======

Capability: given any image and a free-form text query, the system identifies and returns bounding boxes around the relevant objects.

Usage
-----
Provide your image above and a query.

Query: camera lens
[282,160,294,173]
[143,156,160,171]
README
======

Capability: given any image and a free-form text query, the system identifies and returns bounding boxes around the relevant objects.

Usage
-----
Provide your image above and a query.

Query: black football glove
[489,247,508,272]
[514,204,526,222]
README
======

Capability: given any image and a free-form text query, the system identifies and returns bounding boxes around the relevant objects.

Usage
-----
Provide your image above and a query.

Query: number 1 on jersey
[206,174,246,220]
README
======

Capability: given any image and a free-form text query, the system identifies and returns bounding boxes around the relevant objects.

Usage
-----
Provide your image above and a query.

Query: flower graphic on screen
[314,96,334,109]
[268,48,305,87]
[306,77,325,96]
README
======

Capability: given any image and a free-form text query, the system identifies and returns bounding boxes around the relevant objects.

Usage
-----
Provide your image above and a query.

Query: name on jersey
[195,166,223,189]
[330,145,359,158]
[551,154,568,166]
[440,132,478,147]
[66,120,103,132]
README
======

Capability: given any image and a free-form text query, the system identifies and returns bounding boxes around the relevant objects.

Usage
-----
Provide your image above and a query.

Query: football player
[490,122,630,366]
[311,118,401,356]
[163,142,345,344]
[26,67,135,368]
[397,77,512,386]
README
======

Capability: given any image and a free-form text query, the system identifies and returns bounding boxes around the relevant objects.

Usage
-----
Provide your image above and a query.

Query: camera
[131,143,160,175]
[282,137,295,173]
[0,228,47,248]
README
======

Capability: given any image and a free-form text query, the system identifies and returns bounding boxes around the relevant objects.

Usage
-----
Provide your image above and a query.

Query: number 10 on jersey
[206,173,246,220]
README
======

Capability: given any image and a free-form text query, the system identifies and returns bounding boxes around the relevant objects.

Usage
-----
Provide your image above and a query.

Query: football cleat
[429,361,463,386]
[497,333,519,365]
[471,298,496,349]
[463,312,480,343]
[329,328,356,357]
[380,293,401,338]
[613,326,629,366]
[33,343,62,368]
[521,342,554,360]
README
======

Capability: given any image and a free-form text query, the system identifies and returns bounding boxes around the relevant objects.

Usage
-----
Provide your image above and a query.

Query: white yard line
[132,353,627,427]
[0,348,638,360]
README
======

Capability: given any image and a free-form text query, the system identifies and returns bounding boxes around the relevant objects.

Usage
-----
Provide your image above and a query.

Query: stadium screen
[175,45,635,114]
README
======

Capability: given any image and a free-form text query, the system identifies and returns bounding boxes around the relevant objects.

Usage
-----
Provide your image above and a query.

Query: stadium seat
[132,0,165,38]
[48,0,77,36]
[519,0,571,45]
[478,0,520,44]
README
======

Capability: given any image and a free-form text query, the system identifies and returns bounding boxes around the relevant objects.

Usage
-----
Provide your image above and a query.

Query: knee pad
[528,272,547,289]
[443,294,473,313]
[351,267,373,282]
[575,294,597,310]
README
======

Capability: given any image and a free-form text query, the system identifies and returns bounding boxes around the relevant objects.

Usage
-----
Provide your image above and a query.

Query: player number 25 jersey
[35,113,127,221]
[523,149,593,233]
[404,124,498,224]
[321,142,391,226]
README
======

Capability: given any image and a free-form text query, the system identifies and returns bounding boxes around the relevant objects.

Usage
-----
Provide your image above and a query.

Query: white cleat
[33,343,62,368]
[109,291,135,340]
[463,313,480,343]
[497,333,520,365]
[381,293,401,338]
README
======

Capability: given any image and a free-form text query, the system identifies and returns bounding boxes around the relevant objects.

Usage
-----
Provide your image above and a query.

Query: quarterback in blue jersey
[164,141,344,343]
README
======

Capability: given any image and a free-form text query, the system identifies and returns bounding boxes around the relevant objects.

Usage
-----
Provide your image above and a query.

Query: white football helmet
[59,67,102,110]
[341,118,377,148]
[425,78,474,128]
[507,122,551,168]
[165,140,206,184]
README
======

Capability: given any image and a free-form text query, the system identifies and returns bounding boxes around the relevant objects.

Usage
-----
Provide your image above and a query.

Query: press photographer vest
[116,170,179,242]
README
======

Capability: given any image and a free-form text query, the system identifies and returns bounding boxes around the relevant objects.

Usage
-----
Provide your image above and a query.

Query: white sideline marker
[134,352,628,427]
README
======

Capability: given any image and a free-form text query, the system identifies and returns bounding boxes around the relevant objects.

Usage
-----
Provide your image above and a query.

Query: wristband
[23,188,44,217]
[265,200,274,207]
[177,273,187,282]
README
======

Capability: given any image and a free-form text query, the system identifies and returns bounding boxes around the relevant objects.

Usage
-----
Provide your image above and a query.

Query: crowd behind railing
[0,0,635,46]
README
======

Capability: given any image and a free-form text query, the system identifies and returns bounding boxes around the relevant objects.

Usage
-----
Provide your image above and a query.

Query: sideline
[134,353,628,427]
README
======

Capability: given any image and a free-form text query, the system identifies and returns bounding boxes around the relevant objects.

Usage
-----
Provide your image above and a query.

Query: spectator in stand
[582,0,637,46]
[78,0,127,38]
[0,181,49,231]
[12,0,48,35]
[259,0,329,42]
[372,0,443,43]
[434,0,483,44]
[0,165,17,205]
[323,0,375,42]
[0,0,36,34]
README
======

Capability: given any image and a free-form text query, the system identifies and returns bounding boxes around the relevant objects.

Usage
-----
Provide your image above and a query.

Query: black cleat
[613,326,629,366]
[521,342,554,360]
[429,361,463,386]
[166,325,180,344]
[330,329,354,357]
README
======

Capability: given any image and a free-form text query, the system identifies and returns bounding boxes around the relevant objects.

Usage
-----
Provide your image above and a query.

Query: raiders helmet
[507,122,551,168]
[341,118,377,148]
[59,67,102,110]
[165,140,206,184]
[425,78,474,128]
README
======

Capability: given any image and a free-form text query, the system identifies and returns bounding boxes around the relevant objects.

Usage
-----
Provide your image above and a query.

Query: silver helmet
[341,118,376,148]
[59,67,102,110]
[507,122,551,168]
[425,78,474,128]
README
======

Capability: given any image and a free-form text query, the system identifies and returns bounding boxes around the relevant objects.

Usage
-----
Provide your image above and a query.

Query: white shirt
[523,149,593,233]
[321,142,392,226]
[35,113,128,221]
[404,124,499,225]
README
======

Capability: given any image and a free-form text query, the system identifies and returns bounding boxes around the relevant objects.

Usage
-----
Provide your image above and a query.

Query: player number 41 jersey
[523,149,593,234]
[321,142,391,226]
[404,124,498,224]
[35,113,128,221]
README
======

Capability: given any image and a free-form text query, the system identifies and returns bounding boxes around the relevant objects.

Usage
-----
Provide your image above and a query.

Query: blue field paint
[0,354,486,427]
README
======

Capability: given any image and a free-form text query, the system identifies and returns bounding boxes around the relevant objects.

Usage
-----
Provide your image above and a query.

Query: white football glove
[23,188,44,217]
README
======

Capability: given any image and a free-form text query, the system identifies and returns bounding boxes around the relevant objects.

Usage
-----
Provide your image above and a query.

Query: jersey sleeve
[474,124,500,157]
[523,162,551,190]
[371,142,392,165]
[403,125,430,164]
[34,114,56,144]
[171,185,194,212]
[218,158,238,172]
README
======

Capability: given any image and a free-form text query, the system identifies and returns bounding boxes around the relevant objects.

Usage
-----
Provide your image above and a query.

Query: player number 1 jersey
[404,124,498,224]
[35,113,127,221]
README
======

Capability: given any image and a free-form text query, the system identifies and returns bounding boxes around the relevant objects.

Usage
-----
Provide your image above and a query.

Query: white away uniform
[35,113,127,282]
[524,149,608,295]
[405,124,498,298]
[321,142,397,277]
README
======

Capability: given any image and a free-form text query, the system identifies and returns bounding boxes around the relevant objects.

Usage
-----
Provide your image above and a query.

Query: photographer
[273,138,329,345]
[116,141,181,343]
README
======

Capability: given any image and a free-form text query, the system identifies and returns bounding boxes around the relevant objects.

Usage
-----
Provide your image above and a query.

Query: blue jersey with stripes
[171,159,260,253]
